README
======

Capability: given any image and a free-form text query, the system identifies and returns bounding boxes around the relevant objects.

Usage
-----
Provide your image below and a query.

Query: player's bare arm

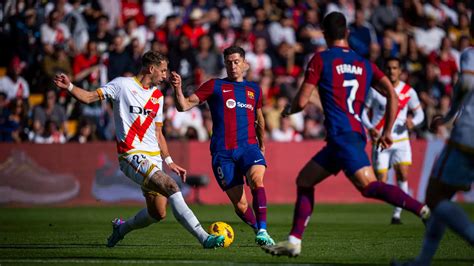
[283,82,316,117]
[155,122,187,182]
[170,71,200,112]
[372,76,398,149]
[256,108,266,154]
[54,73,101,104]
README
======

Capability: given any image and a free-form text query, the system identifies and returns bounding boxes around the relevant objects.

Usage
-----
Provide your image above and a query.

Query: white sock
[392,180,409,219]
[288,235,301,245]
[119,208,157,236]
[168,192,209,244]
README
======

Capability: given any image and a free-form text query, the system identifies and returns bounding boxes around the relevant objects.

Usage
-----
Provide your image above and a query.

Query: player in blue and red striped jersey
[262,12,430,257]
[171,46,275,246]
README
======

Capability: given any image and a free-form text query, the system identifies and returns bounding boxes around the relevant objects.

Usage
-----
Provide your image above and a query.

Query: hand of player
[53,73,71,90]
[170,71,182,90]
[377,131,393,150]
[368,128,380,142]
[281,103,291,117]
[429,115,444,133]
[169,162,187,183]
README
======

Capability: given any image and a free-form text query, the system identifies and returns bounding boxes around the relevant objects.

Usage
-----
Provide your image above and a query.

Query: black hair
[223,46,245,59]
[322,12,347,40]
[385,56,402,67]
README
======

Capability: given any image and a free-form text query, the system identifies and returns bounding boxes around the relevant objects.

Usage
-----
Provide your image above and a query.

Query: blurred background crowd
[0,0,471,144]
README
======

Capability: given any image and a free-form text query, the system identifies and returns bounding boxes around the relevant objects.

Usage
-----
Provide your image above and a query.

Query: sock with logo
[251,187,268,230]
[235,206,258,232]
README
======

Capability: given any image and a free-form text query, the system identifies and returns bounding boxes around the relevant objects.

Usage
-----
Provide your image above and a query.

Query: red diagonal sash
[375,84,411,131]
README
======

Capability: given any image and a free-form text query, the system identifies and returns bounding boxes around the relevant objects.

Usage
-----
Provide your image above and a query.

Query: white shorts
[119,152,162,186]
[372,139,412,173]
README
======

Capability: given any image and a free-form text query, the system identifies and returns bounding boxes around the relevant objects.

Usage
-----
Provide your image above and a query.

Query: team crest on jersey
[226,99,236,109]
[247,91,254,99]
[150,97,159,105]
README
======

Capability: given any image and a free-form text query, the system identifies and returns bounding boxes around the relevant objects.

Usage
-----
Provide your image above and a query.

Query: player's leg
[225,185,258,231]
[349,166,428,218]
[392,163,410,224]
[246,164,275,246]
[263,158,332,257]
[120,154,223,248]
[213,152,259,232]
[145,171,224,248]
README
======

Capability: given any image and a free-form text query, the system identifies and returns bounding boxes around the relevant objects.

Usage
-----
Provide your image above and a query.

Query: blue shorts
[312,132,371,177]
[211,144,266,191]
[431,144,474,188]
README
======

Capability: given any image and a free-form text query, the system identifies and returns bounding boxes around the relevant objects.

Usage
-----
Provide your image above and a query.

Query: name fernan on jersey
[336,64,363,75]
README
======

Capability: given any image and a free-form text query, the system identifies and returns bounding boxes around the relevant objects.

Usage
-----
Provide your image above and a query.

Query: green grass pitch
[0,204,472,265]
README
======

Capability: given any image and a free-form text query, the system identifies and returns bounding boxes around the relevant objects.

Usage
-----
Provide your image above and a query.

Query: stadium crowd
[0,0,471,144]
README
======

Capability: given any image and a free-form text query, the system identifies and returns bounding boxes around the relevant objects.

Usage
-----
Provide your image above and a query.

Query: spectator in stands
[136,15,159,51]
[404,36,427,87]
[40,9,73,55]
[0,57,30,103]
[120,0,145,26]
[168,35,198,90]
[69,118,95,143]
[235,16,256,53]
[196,34,223,83]
[412,16,446,55]
[349,8,378,58]
[268,14,296,48]
[371,0,401,36]
[73,40,100,89]
[213,16,236,53]
[271,116,302,142]
[428,37,459,93]
[182,8,207,48]
[155,14,181,51]
[64,0,90,53]
[44,119,67,144]
[107,35,134,80]
[41,44,73,85]
[11,9,41,69]
[246,37,272,82]
[423,0,458,25]
[302,117,325,140]
[89,15,113,55]
[8,98,30,142]
[0,92,17,142]
[448,13,471,46]
[325,0,355,24]
[297,8,325,55]
[220,0,243,28]
[32,88,67,138]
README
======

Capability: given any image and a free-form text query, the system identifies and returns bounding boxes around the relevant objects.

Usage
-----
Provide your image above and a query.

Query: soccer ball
[208,221,234,248]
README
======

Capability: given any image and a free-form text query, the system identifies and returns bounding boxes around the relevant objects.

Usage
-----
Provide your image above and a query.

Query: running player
[53,51,224,249]
[392,40,474,266]
[362,57,425,224]
[262,12,430,257]
[171,46,275,246]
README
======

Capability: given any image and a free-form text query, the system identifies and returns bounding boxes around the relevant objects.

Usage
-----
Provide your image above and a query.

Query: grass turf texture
[0,204,472,265]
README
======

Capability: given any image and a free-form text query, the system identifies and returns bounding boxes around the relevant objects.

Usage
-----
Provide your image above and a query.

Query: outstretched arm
[155,123,187,182]
[53,73,100,104]
[282,82,316,116]
[170,71,200,112]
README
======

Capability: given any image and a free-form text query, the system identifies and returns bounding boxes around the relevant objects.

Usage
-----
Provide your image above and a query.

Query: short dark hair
[223,46,245,59]
[385,56,402,67]
[141,51,168,68]
[322,12,347,40]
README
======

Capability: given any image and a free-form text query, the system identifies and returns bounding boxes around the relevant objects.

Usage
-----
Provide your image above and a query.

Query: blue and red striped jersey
[305,46,384,138]
[195,78,263,152]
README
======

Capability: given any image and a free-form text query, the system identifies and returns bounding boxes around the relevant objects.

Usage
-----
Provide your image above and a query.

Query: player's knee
[235,201,248,214]
[151,208,166,221]
[295,175,313,188]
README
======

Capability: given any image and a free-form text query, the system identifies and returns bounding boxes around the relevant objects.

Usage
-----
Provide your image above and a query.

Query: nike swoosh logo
[254,159,263,163]
[223,90,232,93]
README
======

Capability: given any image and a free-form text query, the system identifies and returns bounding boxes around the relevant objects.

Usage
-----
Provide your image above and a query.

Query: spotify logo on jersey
[226,99,236,109]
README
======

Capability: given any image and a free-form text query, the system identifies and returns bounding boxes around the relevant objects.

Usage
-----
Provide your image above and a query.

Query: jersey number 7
[343,79,361,121]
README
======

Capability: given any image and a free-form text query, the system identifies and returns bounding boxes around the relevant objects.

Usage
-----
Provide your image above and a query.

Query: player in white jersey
[53,51,224,249]
[392,45,474,266]
[362,57,424,224]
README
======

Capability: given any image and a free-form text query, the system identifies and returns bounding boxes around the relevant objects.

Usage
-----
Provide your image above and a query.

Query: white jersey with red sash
[98,77,164,156]
[364,81,421,141]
